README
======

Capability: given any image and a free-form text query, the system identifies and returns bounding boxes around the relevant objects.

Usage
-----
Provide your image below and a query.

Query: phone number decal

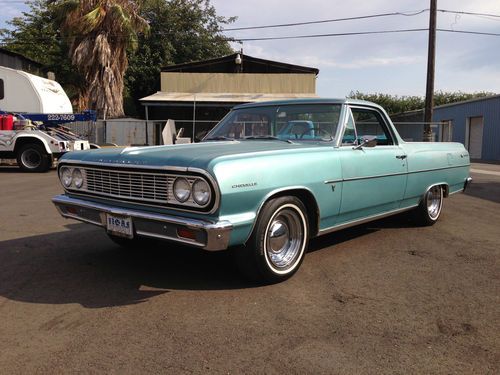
[47,114,76,121]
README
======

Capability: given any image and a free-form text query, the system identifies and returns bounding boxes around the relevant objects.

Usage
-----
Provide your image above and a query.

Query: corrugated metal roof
[434,94,500,109]
[139,92,319,103]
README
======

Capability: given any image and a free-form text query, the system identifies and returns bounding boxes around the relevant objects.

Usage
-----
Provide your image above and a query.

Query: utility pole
[424,0,437,141]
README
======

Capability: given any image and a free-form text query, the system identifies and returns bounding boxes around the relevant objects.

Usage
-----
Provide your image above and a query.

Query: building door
[440,120,453,142]
[466,116,484,159]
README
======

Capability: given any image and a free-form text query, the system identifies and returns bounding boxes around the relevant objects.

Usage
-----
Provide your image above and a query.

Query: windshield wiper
[243,136,294,144]
[204,136,235,141]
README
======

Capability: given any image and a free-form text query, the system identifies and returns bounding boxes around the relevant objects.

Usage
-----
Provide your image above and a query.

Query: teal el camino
[52,99,471,282]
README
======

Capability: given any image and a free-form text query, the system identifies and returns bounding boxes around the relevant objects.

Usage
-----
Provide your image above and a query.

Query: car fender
[244,185,320,243]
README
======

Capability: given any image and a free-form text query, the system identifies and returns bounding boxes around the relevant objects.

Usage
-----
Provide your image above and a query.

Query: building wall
[0,51,43,76]
[433,96,500,161]
[160,72,316,94]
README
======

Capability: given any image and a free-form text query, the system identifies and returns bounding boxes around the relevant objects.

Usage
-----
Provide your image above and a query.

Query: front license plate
[106,214,133,238]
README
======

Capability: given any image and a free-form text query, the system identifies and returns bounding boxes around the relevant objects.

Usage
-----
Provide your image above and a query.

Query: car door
[337,105,408,223]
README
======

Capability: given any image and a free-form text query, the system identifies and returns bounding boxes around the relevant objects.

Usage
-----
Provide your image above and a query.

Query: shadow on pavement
[465,180,500,204]
[308,212,416,253]
[0,166,23,173]
[0,166,57,173]
[0,213,415,309]
[0,224,254,308]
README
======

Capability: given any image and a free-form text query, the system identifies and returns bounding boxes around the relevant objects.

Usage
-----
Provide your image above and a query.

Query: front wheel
[16,143,52,172]
[413,185,444,226]
[235,196,309,283]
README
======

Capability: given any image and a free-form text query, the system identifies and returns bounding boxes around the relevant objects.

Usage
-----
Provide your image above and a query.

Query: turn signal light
[66,206,78,215]
[177,228,197,241]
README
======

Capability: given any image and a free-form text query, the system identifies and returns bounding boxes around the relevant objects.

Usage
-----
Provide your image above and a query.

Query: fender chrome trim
[318,205,418,236]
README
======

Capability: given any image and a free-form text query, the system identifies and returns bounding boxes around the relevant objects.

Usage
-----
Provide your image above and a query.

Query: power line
[222,10,428,31]
[437,28,500,36]
[231,29,428,41]
[221,8,500,32]
[438,9,500,19]
[2,27,498,47]
[228,28,500,42]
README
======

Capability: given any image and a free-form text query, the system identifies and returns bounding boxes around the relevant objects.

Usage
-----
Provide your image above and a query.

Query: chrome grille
[70,167,210,210]
[84,168,172,204]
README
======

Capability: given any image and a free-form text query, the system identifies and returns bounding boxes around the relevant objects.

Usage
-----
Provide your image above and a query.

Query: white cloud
[215,0,499,96]
[291,55,424,69]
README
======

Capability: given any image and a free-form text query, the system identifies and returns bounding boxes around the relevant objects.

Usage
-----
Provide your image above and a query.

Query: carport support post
[192,94,196,142]
[423,0,437,142]
[145,106,149,145]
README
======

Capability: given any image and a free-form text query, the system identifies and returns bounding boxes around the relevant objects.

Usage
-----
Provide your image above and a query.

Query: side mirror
[353,135,377,150]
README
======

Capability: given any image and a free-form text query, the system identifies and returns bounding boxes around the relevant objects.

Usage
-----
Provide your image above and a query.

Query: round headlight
[72,168,83,189]
[173,178,191,203]
[192,179,211,206]
[61,167,72,188]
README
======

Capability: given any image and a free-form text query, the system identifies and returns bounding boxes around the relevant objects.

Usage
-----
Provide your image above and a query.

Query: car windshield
[204,103,342,142]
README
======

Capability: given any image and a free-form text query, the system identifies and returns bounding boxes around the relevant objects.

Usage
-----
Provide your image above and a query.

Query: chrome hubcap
[426,186,442,220]
[265,207,304,270]
[21,149,41,169]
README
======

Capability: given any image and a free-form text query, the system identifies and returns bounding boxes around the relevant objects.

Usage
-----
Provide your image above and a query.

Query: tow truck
[0,66,95,172]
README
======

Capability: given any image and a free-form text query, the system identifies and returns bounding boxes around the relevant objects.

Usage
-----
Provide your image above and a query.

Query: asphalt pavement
[0,164,498,374]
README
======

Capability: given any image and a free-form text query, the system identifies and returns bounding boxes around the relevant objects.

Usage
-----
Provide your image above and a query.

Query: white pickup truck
[0,66,91,172]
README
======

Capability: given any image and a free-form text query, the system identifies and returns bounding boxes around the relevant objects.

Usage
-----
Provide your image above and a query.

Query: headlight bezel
[59,166,85,190]
[172,176,213,208]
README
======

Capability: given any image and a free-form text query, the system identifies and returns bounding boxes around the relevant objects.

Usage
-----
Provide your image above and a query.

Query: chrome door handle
[396,155,407,159]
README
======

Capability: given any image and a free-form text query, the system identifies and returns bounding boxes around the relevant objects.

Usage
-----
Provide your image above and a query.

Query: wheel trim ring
[263,203,307,274]
[21,149,42,169]
[426,186,442,220]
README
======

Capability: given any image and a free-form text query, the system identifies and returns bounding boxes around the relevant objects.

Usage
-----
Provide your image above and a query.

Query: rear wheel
[16,143,51,172]
[413,185,444,226]
[235,196,309,283]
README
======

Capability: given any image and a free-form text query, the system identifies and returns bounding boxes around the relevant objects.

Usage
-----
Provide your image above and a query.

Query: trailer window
[0,79,4,100]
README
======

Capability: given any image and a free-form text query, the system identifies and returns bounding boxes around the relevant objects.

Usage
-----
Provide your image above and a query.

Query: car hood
[60,140,328,170]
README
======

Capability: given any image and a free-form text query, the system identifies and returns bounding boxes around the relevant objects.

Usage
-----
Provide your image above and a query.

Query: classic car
[52,99,472,282]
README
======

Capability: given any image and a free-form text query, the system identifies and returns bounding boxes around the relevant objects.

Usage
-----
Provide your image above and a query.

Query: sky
[1,0,499,98]
[211,0,500,97]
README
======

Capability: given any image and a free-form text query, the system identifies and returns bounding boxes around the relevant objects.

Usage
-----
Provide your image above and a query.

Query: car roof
[233,98,383,110]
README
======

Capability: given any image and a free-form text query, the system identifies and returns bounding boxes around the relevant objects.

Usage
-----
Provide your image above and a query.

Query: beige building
[140,52,319,141]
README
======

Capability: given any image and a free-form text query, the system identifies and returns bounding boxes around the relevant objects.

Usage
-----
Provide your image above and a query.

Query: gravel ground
[0,166,498,374]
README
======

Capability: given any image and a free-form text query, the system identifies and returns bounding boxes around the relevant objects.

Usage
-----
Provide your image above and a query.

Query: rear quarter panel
[401,141,470,207]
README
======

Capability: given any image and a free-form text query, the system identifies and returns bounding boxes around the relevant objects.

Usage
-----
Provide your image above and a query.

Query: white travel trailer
[0,66,73,114]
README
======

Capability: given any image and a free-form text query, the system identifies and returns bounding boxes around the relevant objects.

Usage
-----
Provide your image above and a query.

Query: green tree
[433,91,496,107]
[125,0,235,115]
[1,0,233,117]
[348,90,496,115]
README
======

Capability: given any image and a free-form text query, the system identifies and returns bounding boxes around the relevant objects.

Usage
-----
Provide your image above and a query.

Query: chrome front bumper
[52,195,232,251]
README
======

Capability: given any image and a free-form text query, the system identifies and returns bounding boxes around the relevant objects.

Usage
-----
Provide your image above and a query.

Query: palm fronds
[55,0,150,117]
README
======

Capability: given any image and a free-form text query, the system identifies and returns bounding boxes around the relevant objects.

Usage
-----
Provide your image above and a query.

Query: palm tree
[54,0,149,118]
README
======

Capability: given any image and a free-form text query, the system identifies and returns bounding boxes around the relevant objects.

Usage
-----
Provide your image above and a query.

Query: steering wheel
[298,127,332,140]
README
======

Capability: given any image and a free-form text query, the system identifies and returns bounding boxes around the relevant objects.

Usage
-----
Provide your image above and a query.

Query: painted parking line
[470,169,500,177]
